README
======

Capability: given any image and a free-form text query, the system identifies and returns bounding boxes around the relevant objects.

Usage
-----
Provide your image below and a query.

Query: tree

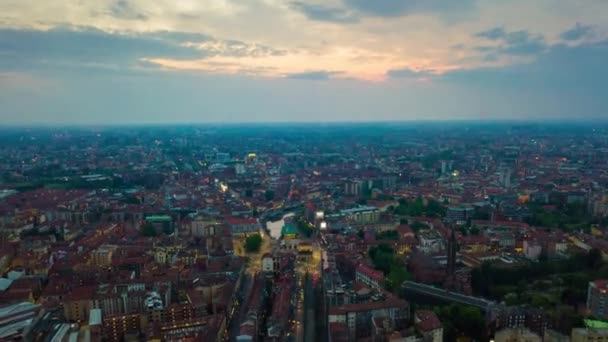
[264,190,275,201]
[376,230,399,240]
[369,244,395,274]
[141,223,157,237]
[162,222,174,235]
[411,221,429,232]
[438,304,486,341]
[385,265,412,291]
[588,248,603,269]
[245,234,263,253]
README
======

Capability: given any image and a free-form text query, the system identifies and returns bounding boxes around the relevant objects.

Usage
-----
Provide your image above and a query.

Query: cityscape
[0,123,608,341]
[2,0,608,341]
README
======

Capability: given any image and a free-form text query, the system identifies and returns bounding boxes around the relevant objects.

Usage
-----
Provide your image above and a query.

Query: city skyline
[1,0,607,124]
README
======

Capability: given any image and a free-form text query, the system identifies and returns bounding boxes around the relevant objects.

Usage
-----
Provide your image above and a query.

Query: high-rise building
[588,280,608,320]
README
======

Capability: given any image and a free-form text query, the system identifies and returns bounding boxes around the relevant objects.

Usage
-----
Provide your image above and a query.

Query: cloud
[386,68,432,78]
[185,40,288,58]
[109,0,148,20]
[0,26,288,74]
[344,0,475,17]
[475,27,506,40]
[474,27,546,56]
[286,71,340,80]
[560,23,593,41]
[442,38,608,93]
[0,26,207,71]
[291,2,359,23]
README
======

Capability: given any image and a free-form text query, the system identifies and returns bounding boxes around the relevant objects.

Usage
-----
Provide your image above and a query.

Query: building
[344,180,366,196]
[328,297,409,339]
[262,253,273,273]
[494,328,541,342]
[446,206,474,224]
[523,240,543,260]
[356,264,384,290]
[543,329,570,342]
[144,215,174,234]
[587,280,608,320]
[91,245,116,267]
[501,307,526,330]
[191,216,219,237]
[226,217,260,236]
[281,222,299,240]
[0,302,41,340]
[571,328,608,342]
[339,206,380,224]
[414,310,443,342]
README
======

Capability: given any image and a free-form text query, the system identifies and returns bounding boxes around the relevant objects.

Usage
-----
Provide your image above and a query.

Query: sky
[0,0,607,124]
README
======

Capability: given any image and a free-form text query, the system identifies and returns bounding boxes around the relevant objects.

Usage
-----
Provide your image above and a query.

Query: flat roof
[281,223,298,236]
[145,215,172,222]
[585,319,608,329]
[89,308,102,326]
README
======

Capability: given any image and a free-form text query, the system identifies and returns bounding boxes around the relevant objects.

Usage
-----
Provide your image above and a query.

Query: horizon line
[1,117,608,129]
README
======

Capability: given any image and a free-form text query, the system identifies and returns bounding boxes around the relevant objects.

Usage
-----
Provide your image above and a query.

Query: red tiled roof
[356,263,384,283]
[592,279,608,290]
[415,310,442,331]
[329,297,408,315]
[225,216,258,225]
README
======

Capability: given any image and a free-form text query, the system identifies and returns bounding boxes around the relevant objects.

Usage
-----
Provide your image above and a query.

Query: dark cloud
[560,23,593,41]
[443,38,608,92]
[386,68,432,78]
[474,27,546,56]
[291,2,359,23]
[0,26,283,73]
[286,71,339,80]
[436,38,608,119]
[109,0,148,21]
[502,31,545,55]
[0,26,206,71]
[475,27,506,40]
[344,0,475,17]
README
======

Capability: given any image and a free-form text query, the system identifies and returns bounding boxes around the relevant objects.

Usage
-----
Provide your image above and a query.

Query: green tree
[141,223,157,237]
[162,222,174,235]
[588,248,603,270]
[385,265,412,291]
[411,221,429,232]
[369,244,395,274]
[264,190,275,201]
[376,230,399,240]
[245,234,263,253]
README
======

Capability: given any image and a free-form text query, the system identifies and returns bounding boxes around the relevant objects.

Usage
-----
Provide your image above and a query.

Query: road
[303,274,315,342]
[292,272,305,342]
[233,230,274,275]
[228,274,252,340]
